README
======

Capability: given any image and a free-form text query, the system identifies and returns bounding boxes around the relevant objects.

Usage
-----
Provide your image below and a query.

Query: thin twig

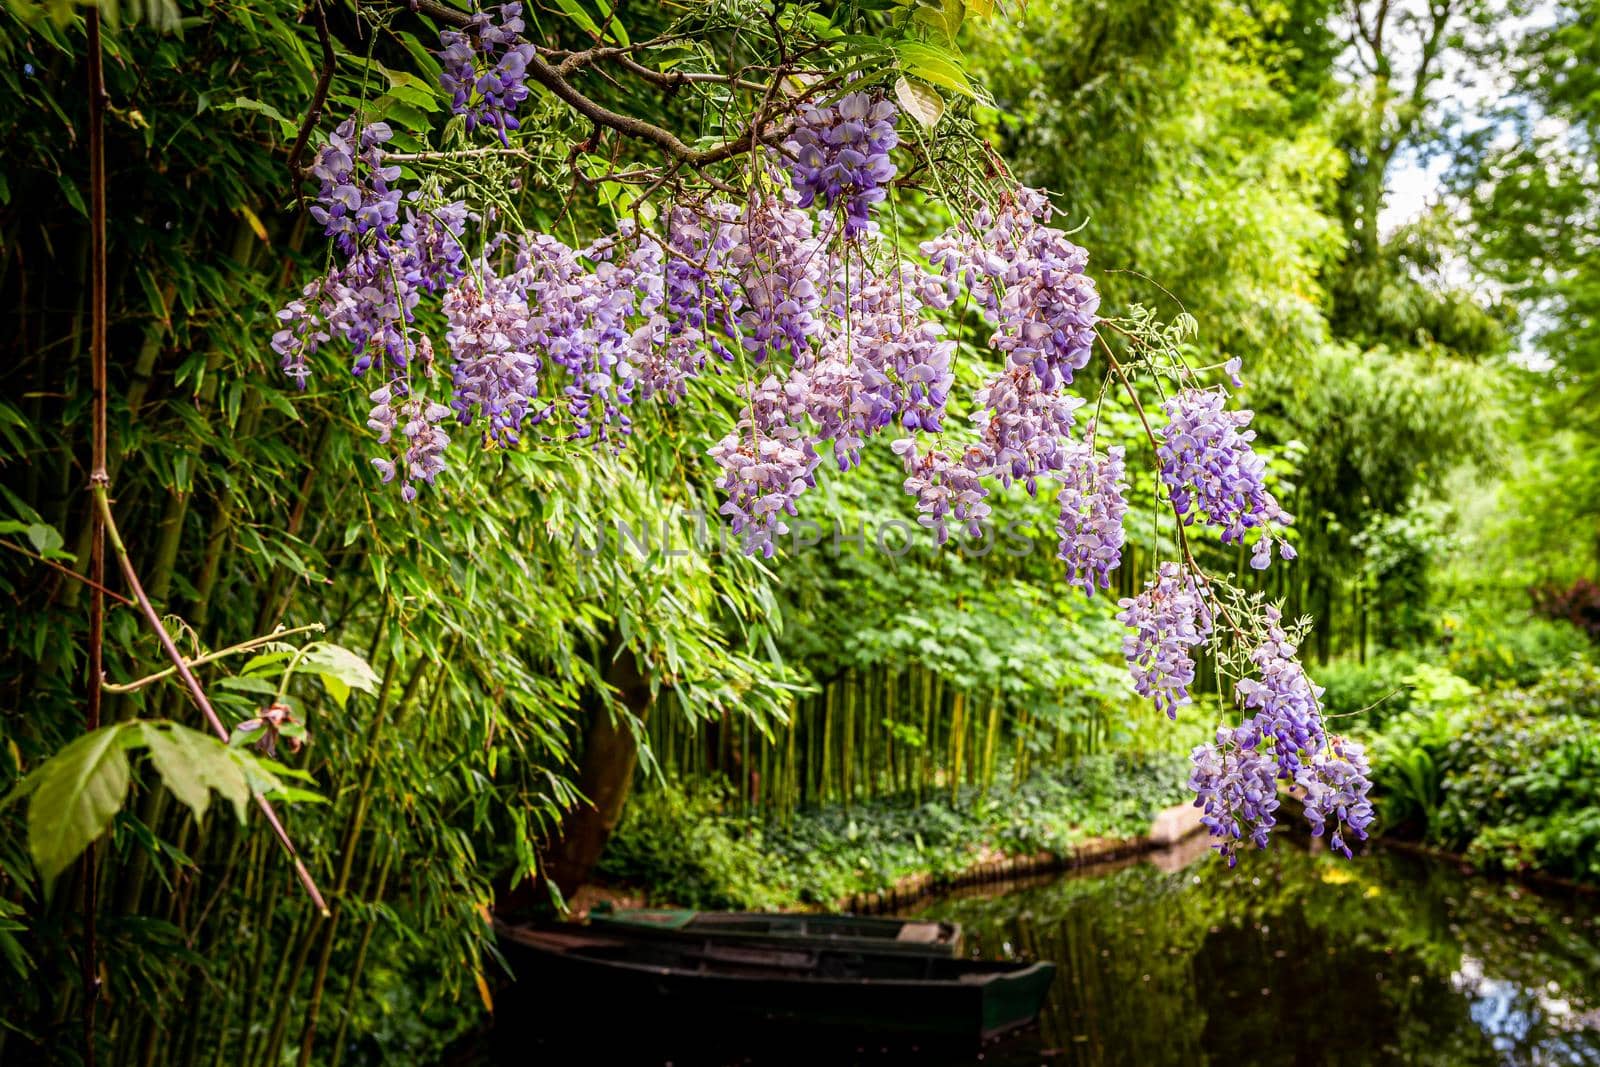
[0,538,132,606]
[102,623,327,694]
[413,0,800,167]
[287,0,336,198]
[95,488,331,916]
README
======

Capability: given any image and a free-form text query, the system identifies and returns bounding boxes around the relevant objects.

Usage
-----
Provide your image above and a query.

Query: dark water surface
[916,837,1600,1066]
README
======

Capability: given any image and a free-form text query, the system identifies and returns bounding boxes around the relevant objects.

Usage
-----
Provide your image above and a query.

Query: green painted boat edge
[588,906,697,930]
[980,960,1056,1038]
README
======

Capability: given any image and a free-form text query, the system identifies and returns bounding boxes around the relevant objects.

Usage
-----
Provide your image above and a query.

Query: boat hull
[491,924,1054,1060]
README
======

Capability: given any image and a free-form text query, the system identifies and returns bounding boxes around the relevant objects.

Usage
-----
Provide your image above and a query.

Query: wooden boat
[493,922,1055,1057]
[586,905,963,958]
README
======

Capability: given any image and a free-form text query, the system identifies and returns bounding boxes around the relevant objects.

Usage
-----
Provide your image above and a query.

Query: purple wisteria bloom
[1056,440,1128,593]
[784,92,899,239]
[1233,606,1326,777]
[1116,562,1214,717]
[921,188,1100,390]
[1157,387,1294,568]
[437,3,536,145]
[1296,738,1375,857]
[1188,725,1282,866]
[307,119,401,256]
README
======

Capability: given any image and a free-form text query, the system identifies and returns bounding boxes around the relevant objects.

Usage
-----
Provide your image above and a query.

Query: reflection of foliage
[921,845,1600,1066]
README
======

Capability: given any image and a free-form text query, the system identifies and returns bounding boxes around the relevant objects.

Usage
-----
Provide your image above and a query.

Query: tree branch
[411,0,799,167]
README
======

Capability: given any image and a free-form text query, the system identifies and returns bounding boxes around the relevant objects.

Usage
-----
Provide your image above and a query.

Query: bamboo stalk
[78,19,111,1060]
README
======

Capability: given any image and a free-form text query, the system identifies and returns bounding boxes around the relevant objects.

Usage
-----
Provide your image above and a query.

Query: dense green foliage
[598,753,1189,909]
[1371,663,1600,883]
[0,0,1597,1062]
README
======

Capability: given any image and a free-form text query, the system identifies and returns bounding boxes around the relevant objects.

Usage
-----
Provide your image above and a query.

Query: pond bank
[828,802,1205,915]
[585,753,1195,913]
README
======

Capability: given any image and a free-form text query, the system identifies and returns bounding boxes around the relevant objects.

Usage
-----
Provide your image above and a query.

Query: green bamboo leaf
[551,0,603,39]
[25,724,132,890]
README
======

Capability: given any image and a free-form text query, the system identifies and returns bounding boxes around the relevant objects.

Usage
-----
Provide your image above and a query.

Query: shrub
[1370,662,1600,883]
[1530,577,1600,644]
[594,781,791,909]
[1438,607,1593,688]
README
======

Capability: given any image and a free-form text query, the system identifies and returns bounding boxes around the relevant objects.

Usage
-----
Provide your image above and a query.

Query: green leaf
[894,41,988,103]
[551,0,603,39]
[25,725,132,890]
[152,723,252,825]
[894,76,945,128]
[56,174,86,218]
[217,96,297,139]
[217,675,279,697]
[138,722,211,821]
[299,643,380,708]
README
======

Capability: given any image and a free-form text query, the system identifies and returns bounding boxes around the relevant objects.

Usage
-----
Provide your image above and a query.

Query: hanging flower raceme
[1296,738,1375,858]
[784,91,899,240]
[443,268,541,447]
[969,367,1086,493]
[731,188,825,365]
[1157,387,1294,568]
[1233,607,1326,777]
[368,377,452,503]
[1188,725,1281,867]
[709,373,818,556]
[307,119,402,257]
[922,188,1100,391]
[1056,440,1128,594]
[1116,562,1214,717]
[893,439,991,543]
[437,3,536,144]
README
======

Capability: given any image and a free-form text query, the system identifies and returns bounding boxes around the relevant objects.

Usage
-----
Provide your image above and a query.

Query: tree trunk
[544,644,653,900]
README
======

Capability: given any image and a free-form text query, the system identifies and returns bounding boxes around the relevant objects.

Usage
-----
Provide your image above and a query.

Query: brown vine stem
[101,622,326,694]
[95,486,330,916]
[1096,330,1252,642]
[83,9,108,1062]
[0,538,132,606]
[411,0,800,167]
[286,0,334,201]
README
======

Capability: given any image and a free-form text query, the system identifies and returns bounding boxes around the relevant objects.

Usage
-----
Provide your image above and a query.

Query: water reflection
[917,841,1600,1066]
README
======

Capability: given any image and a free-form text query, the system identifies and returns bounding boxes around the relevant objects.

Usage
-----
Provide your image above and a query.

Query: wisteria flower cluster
[1186,607,1374,864]
[1056,439,1128,593]
[307,119,402,257]
[1158,387,1295,568]
[784,92,899,239]
[272,12,1367,869]
[437,3,536,144]
[1115,562,1214,718]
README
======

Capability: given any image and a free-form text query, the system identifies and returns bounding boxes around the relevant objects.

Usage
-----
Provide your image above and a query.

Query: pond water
[915,837,1600,1066]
